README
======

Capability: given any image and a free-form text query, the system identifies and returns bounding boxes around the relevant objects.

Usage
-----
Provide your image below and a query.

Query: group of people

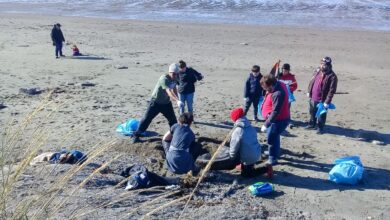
[49,22,337,177]
[129,56,338,178]
[49,23,337,175]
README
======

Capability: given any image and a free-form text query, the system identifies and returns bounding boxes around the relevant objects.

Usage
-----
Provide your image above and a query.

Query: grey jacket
[229,117,261,165]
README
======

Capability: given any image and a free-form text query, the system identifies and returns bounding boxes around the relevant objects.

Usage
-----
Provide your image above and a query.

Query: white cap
[168,63,179,73]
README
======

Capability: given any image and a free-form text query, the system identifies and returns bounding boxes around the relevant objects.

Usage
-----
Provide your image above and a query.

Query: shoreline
[1,11,390,33]
[0,12,389,219]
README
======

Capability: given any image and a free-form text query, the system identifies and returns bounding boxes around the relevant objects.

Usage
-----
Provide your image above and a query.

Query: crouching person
[162,113,201,175]
[198,108,262,177]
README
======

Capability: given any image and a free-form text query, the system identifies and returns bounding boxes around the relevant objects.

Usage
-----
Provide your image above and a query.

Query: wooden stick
[178,128,235,219]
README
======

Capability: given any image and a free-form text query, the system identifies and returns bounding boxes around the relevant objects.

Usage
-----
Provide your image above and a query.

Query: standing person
[278,63,298,125]
[176,60,204,116]
[50,23,65,59]
[260,74,290,165]
[131,63,183,144]
[244,65,264,122]
[278,63,297,94]
[162,113,201,174]
[306,57,338,134]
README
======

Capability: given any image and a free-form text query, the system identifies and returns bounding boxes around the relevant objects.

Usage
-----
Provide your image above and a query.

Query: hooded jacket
[229,117,261,165]
[308,68,338,104]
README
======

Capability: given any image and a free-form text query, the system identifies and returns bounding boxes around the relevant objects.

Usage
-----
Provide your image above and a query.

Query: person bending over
[162,113,202,174]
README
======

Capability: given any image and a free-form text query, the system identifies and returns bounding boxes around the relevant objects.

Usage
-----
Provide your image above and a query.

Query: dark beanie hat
[321,56,332,65]
[282,63,290,71]
[230,108,244,122]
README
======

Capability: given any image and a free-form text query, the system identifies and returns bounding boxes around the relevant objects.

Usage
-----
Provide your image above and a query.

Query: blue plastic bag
[286,85,296,103]
[116,118,140,136]
[329,156,364,185]
[248,182,274,196]
[257,96,264,119]
[315,102,336,118]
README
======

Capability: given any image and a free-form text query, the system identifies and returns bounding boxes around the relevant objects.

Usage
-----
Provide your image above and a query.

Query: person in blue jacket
[162,112,201,174]
[244,65,264,122]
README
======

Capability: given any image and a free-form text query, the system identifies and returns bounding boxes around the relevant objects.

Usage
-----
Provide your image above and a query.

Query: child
[244,65,264,122]
[71,44,82,56]
[278,63,297,127]
[278,63,297,93]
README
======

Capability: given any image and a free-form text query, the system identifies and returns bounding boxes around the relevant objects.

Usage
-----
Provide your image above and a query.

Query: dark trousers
[267,119,289,160]
[309,100,327,130]
[55,41,63,57]
[210,149,240,170]
[196,147,268,177]
[244,94,261,118]
[135,100,177,137]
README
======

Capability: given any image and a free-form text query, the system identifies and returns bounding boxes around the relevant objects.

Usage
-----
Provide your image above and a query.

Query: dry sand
[0,13,389,219]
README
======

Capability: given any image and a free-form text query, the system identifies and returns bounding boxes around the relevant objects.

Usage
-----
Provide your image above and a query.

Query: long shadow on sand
[324,125,390,145]
[291,119,389,144]
[275,153,390,191]
[64,55,110,60]
[195,121,262,132]
[195,121,234,130]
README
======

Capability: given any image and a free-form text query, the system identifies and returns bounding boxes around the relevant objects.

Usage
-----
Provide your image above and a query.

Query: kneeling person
[162,113,201,174]
[200,108,262,177]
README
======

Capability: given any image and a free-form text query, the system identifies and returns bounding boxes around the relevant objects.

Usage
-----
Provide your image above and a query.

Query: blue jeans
[55,41,63,57]
[267,119,289,161]
[178,93,194,114]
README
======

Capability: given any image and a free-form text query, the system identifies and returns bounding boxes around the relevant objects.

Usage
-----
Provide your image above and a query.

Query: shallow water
[0,1,389,30]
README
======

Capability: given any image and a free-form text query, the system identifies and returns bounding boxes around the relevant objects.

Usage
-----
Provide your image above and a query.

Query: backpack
[122,164,151,190]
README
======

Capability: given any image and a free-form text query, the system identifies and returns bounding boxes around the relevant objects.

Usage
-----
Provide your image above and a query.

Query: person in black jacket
[177,60,204,116]
[51,23,65,59]
[244,65,264,122]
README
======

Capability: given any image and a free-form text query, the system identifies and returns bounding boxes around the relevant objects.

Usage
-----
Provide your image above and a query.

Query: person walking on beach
[244,65,264,122]
[176,60,204,117]
[260,74,290,165]
[131,63,183,144]
[306,57,338,134]
[278,63,297,125]
[50,23,65,59]
[162,113,202,174]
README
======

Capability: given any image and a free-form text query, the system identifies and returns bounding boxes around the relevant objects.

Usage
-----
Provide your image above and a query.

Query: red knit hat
[230,108,244,122]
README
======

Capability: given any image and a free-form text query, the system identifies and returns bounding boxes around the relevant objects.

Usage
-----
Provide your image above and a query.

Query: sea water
[0,0,389,31]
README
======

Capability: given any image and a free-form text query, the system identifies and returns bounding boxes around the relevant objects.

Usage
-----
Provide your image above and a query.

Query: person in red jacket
[260,74,290,165]
[278,63,297,93]
[71,44,82,56]
[278,63,297,126]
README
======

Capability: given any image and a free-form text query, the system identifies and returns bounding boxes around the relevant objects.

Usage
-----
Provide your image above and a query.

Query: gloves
[176,100,184,108]
[323,103,329,109]
[261,125,268,133]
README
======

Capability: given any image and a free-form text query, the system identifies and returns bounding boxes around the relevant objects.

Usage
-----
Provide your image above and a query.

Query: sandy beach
[0,13,389,219]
